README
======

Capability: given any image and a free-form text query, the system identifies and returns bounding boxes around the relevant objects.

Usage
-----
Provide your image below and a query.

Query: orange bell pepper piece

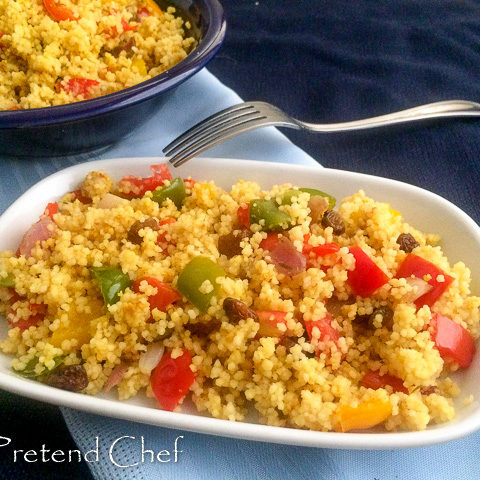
[336,398,392,432]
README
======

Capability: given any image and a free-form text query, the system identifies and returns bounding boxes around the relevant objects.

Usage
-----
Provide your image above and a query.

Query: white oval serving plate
[0,157,479,450]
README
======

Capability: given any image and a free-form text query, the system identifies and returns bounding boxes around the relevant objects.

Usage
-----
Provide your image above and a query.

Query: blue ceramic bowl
[0,0,226,157]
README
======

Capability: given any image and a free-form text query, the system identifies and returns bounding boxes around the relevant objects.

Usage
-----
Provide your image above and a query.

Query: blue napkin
[55,68,480,479]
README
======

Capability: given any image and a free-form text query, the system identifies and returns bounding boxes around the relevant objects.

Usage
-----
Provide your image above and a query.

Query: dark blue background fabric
[1,0,480,478]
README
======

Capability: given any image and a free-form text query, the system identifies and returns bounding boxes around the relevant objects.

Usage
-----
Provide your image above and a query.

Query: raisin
[127,217,159,245]
[185,319,220,337]
[369,306,394,330]
[46,365,88,392]
[218,228,251,258]
[420,386,438,396]
[223,298,258,323]
[321,210,345,235]
[396,233,420,253]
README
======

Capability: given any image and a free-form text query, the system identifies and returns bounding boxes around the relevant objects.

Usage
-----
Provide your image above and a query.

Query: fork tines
[163,102,266,167]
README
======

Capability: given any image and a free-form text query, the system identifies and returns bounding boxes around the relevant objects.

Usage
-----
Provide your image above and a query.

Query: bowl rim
[0,0,226,128]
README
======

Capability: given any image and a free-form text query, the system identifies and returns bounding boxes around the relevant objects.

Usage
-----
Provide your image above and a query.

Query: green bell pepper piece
[177,256,225,312]
[152,178,186,209]
[249,199,291,231]
[0,273,14,288]
[90,266,131,306]
[280,188,336,209]
[13,354,66,379]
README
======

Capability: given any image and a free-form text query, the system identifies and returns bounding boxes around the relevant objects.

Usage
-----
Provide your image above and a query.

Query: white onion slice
[404,277,433,302]
[139,343,165,375]
[97,193,129,209]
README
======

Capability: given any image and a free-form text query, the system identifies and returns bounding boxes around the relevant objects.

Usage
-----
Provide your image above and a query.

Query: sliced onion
[270,237,306,276]
[139,343,165,375]
[18,216,55,258]
[97,193,129,209]
[404,277,433,302]
[104,363,128,393]
[308,196,329,224]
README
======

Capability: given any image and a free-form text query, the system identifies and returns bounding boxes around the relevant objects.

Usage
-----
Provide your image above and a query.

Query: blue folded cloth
[54,68,480,480]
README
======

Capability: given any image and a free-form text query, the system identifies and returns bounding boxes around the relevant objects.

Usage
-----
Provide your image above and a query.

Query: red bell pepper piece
[431,313,476,368]
[118,164,172,198]
[133,277,181,312]
[60,78,99,99]
[71,189,92,204]
[396,254,454,309]
[43,202,58,220]
[259,232,280,251]
[304,313,341,354]
[7,294,45,332]
[361,370,408,394]
[43,0,77,21]
[237,204,250,229]
[256,310,287,337]
[303,235,340,257]
[347,246,389,297]
[121,18,138,31]
[150,349,195,411]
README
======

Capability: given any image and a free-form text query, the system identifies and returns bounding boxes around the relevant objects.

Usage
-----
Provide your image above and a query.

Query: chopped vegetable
[0,273,14,288]
[336,398,392,432]
[152,178,186,209]
[121,18,138,32]
[361,370,408,394]
[60,78,99,99]
[17,216,55,258]
[43,202,58,220]
[347,246,389,297]
[304,313,341,353]
[431,313,476,368]
[403,277,433,303]
[97,193,128,209]
[150,349,195,411]
[259,232,280,251]
[43,0,76,21]
[281,188,335,209]
[13,355,65,379]
[303,235,340,257]
[237,204,250,228]
[139,343,164,374]
[133,277,181,312]
[256,310,287,337]
[396,254,454,309]
[118,164,172,198]
[269,236,306,276]
[90,266,131,306]
[249,199,291,231]
[104,363,128,392]
[177,256,225,312]
[7,295,46,332]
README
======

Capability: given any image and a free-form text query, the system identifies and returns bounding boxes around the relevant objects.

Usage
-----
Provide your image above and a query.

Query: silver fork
[164,100,480,167]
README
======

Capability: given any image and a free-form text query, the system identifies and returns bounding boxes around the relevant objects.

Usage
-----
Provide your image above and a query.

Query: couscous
[0,164,479,432]
[0,0,195,109]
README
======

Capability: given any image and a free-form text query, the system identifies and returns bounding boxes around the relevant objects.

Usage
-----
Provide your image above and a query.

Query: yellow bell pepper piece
[50,301,103,348]
[132,57,147,76]
[335,398,392,432]
[143,0,163,18]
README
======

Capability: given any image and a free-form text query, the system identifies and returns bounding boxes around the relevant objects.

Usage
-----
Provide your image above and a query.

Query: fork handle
[298,100,480,132]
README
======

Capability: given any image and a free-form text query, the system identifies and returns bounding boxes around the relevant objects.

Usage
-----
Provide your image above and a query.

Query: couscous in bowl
[0,157,478,449]
[0,0,225,156]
